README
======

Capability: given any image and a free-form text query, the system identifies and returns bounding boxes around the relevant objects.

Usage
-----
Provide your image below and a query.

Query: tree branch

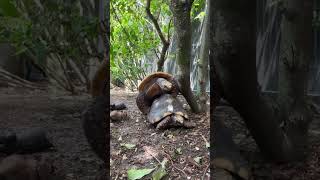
[146,0,171,71]
[145,0,169,46]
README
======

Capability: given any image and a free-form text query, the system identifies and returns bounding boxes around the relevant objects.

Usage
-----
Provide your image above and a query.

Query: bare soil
[110,88,210,179]
[0,87,104,180]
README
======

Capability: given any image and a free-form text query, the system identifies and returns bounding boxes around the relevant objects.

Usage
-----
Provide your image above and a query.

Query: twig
[202,164,209,180]
[114,173,119,180]
[200,134,209,146]
[162,150,188,178]
[145,148,162,165]
[167,18,172,40]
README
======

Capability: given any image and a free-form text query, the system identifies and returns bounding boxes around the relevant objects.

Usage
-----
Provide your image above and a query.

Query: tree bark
[170,0,200,113]
[198,0,209,112]
[278,0,313,158]
[210,0,313,161]
[209,1,250,179]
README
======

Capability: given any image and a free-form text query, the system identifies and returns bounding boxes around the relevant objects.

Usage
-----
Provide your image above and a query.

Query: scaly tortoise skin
[136,72,180,114]
[147,94,195,130]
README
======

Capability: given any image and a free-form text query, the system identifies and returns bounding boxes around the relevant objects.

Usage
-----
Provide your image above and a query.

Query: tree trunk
[198,0,209,112]
[278,0,313,158]
[210,0,313,162]
[170,0,200,113]
[157,43,170,72]
[209,1,250,179]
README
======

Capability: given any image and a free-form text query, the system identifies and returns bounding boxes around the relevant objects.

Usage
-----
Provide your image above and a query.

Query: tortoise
[136,72,180,114]
[82,95,107,163]
[148,94,195,130]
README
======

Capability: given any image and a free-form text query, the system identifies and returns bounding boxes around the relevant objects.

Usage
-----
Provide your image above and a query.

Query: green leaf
[14,46,28,55]
[152,167,167,180]
[120,143,136,150]
[0,0,18,17]
[194,157,203,164]
[127,168,155,180]
[205,142,210,148]
[194,11,205,21]
[175,147,182,155]
[160,158,168,168]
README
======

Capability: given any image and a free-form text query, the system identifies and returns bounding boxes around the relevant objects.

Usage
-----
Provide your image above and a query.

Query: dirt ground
[214,105,320,180]
[0,87,104,180]
[110,88,210,179]
[2,85,318,179]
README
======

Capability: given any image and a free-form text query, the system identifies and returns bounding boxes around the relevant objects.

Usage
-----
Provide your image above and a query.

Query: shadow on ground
[0,87,104,180]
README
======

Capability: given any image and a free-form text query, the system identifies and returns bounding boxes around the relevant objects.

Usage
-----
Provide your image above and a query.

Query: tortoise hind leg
[182,120,196,129]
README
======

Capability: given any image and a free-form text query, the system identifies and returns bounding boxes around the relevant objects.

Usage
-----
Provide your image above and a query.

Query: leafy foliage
[110,0,173,89]
[0,0,105,93]
[191,0,206,19]
[111,0,206,90]
[0,0,18,17]
[127,168,155,180]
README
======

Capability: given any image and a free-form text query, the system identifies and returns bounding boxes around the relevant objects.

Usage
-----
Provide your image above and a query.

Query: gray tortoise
[147,94,195,130]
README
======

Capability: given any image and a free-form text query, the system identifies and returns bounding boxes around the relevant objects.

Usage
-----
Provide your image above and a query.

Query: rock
[110,103,127,111]
[110,111,128,121]
[0,128,53,155]
[0,154,61,180]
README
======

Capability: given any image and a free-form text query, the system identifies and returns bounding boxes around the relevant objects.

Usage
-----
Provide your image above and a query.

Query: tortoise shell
[138,72,180,96]
[136,72,180,114]
[147,94,188,124]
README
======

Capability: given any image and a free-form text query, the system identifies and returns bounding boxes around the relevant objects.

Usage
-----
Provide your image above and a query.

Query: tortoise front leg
[156,115,196,130]
[169,115,195,129]
[155,116,172,130]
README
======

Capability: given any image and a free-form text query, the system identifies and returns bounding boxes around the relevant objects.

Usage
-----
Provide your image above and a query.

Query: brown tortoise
[136,72,180,114]
[82,58,128,163]
[82,60,107,163]
[136,72,195,130]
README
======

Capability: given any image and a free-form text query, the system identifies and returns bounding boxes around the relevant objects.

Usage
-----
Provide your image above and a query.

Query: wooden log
[0,67,46,90]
